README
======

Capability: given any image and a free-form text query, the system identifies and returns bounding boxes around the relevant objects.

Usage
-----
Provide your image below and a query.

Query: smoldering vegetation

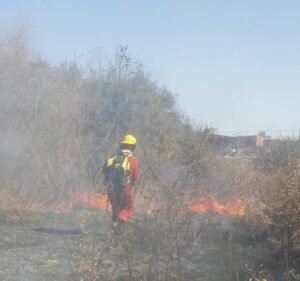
[0,32,299,281]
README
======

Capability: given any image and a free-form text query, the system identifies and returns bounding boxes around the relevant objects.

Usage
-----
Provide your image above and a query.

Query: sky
[1,0,300,136]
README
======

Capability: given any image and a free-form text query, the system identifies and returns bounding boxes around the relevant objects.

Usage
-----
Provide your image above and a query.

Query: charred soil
[0,209,299,281]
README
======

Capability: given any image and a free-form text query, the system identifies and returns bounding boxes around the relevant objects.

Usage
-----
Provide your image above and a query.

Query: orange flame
[187,195,245,217]
[23,190,245,218]
[78,192,111,211]
[23,191,111,213]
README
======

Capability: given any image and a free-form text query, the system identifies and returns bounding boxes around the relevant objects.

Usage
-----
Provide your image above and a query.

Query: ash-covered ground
[0,209,298,281]
[0,210,109,281]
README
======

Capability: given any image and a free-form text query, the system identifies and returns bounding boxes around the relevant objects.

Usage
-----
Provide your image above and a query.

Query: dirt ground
[0,209,298,281]
[0,210,112,281]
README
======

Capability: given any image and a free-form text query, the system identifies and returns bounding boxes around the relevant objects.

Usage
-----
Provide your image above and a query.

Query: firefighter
[102,134,140,231]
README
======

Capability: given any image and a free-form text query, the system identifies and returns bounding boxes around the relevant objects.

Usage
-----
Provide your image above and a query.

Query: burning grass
[79,191,246,218]
[187,195,245,217]
[17,189,247,220]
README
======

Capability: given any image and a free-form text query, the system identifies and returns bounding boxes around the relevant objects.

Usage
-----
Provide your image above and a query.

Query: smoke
[0,31,83,202]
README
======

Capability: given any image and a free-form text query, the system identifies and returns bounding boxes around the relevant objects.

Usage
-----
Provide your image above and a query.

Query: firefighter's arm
[102,157,114,185]
[131,156,140,186]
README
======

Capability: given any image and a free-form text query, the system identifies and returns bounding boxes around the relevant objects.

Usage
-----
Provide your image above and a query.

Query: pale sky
[1,0,300,136]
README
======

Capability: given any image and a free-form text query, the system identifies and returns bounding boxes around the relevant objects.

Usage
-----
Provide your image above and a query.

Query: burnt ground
[0,210,112,281]
[0,209,298,281]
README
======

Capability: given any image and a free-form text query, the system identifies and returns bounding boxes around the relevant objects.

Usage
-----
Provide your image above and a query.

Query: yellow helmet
[120,134,137,145]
